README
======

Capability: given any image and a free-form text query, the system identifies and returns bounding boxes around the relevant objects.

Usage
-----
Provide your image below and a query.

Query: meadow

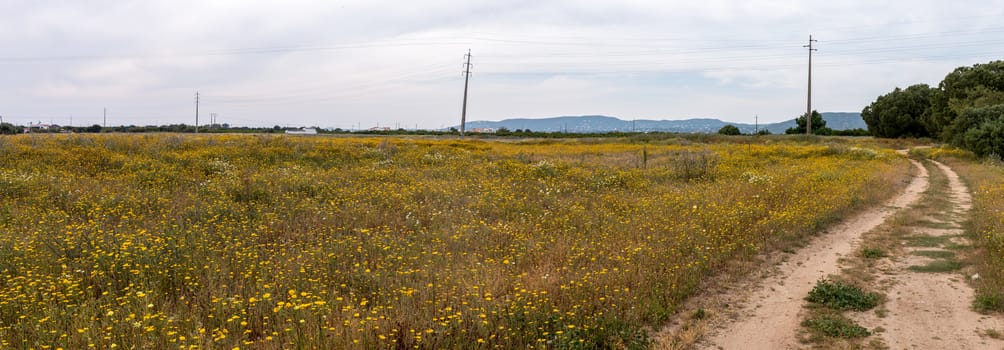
[0,134,910,349]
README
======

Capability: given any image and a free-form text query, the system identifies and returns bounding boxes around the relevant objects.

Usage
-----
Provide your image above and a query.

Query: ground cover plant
[0,134,908,348]
[805,279,880,312]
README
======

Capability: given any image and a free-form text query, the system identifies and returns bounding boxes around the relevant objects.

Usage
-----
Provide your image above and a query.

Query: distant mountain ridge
[461,113,866,134]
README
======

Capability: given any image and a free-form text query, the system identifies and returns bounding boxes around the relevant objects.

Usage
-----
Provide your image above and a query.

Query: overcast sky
[2,1,1003,129]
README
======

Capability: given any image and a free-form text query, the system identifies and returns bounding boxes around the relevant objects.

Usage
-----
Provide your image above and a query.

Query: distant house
[37,124,54,130]
[471,128,496,133]
[286,128,318,135]
[25,123,56,133]
[368,127,392,131]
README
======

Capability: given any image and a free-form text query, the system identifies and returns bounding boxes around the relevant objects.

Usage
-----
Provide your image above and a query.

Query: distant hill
[460,113,867,134]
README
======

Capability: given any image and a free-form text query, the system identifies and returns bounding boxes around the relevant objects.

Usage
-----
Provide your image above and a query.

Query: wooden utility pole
[804,35,818,135]
[195,92,200,133]
[460,49,472,138]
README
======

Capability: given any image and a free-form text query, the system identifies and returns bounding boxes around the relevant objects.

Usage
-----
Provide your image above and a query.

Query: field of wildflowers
[0,134,909,348]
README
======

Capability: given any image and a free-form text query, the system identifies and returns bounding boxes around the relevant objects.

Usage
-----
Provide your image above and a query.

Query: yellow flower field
[0,134,909,349]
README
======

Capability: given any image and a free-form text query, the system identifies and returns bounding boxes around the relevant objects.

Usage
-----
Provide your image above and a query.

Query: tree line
[716,111,870,136]
[861,60,1004,157]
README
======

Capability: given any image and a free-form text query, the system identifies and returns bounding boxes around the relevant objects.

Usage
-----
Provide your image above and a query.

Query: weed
[806,279,880,311]
[669,149,718,181]
[802,313,871,338]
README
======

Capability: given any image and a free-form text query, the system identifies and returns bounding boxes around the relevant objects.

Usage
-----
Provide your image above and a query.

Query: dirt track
[850,160,1004,349]
[696,158,928,349]
[694,158,1004,349]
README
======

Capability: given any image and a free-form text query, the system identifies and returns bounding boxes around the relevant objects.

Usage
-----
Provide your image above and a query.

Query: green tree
[962,116,1004,158]
[861,84,935,138]
[927,60,1004,137]
[785,110,828,134]
[950,104,1004,156]
[0,122,20,134]
[717,124,741,135]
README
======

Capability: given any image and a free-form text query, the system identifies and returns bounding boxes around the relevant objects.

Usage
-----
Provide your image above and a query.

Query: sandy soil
[850,160,1004,349]
[696,159,929,350]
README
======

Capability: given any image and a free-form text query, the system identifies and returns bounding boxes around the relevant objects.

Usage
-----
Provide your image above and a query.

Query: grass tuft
[974,294,1004,313]
[903,235,952,247]
[907,259,965,273]
[861,247,886,259]
[910,250,956,259]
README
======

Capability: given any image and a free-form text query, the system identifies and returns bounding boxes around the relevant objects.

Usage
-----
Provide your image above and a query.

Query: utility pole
[195,92,200,134]
[755,114,759,134]
[103,108,106,128]
[804,35,818,135]
[460,49,472,139]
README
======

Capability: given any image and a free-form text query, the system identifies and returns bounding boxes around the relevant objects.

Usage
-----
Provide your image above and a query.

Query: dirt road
[851,160,1004,349]
[697,159,928,349]
[696,158,1004,349]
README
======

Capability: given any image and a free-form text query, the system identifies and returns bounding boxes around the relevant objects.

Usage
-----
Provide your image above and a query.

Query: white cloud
[2,0,1004,127]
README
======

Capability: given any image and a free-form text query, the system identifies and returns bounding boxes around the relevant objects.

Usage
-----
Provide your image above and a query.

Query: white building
[286,128,318,135]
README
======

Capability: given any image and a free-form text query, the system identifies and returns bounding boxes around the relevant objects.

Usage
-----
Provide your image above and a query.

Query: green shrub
[805,279,880,311]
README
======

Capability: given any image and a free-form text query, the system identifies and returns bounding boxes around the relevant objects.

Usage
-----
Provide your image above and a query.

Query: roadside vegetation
[0,133,909,348]
[800,279,880,345]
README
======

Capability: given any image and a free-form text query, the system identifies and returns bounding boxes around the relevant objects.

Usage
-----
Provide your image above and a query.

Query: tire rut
[696,159,928,349]
[852,160,1004,349]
